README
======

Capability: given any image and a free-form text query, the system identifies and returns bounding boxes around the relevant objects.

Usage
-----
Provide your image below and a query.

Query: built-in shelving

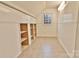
[20,23,36,50]
[21,38,27,42]
[21,31,27,34]
[34,24,36,37]
[30,24,36,40]
[30,24,34,40]
[20,24,28,49]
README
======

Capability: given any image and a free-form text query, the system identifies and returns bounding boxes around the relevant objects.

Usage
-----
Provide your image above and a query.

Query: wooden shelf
[20,24,28,31]
[22,45,28,50]
[21,31,27,34]
[21,38,27,42]
[20,23,29,49]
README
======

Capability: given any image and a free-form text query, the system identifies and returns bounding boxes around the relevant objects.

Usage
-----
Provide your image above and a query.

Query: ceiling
[8,1,61,8]
[46,1,61,8]
[3,1,61,17]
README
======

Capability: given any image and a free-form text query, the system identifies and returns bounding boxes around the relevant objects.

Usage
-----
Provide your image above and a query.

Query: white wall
[0,3,37,57]
[0,4,23,57]
[58,2,78,57]
[75,24,79,57]
[75,6,79,57]
[37,8,58,37]
[0,23,21,57]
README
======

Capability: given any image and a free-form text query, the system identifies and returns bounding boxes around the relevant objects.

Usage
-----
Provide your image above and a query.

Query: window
[44,13,51,24]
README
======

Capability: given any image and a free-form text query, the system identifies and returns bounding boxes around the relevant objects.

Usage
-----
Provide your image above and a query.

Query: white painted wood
[58,2,78,57]
[28,23,31,45]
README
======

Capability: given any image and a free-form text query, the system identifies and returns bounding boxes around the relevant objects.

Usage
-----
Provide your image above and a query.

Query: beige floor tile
[18,37,68,58]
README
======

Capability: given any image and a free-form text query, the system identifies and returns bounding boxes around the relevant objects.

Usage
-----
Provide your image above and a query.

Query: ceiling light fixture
[58,1,68,11]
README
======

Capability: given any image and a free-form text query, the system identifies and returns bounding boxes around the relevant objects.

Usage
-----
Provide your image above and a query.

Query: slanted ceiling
[1,1,61,18]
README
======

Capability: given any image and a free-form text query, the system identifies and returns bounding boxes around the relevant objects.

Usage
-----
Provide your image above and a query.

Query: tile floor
[18,37,68,58]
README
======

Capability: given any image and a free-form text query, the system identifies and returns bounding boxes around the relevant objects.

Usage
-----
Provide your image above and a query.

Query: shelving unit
[20,24,29,50]
[21,38,27,42]
[21,31,27,34]
[34,24,37,37]
[30,24,34,40]
[30,24,37,40]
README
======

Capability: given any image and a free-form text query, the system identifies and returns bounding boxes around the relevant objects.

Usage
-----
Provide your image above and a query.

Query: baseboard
[15,51,22,58]
[57,38,74,58]
[37,35,57,38]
